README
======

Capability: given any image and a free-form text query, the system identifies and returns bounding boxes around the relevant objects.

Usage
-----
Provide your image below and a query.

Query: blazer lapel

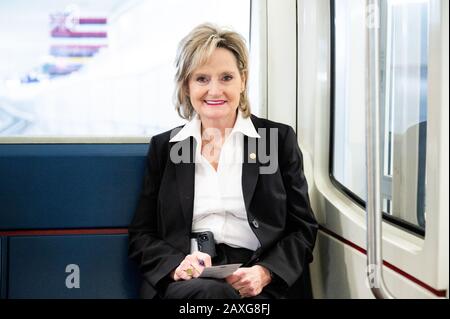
[173,137,196,229]
[242,135,260,213]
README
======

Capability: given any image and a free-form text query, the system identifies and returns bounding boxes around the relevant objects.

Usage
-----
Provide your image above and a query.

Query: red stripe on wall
[319,225,447,298]
[0,228,128,237]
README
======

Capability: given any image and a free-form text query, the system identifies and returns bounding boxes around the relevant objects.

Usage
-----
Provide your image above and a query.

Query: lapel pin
[249,152,256,160]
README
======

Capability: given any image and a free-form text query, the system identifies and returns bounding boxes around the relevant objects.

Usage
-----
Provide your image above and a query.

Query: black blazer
[128,114,318,298]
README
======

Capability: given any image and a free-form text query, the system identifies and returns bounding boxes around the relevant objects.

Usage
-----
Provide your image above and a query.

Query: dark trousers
[160,244,285,299]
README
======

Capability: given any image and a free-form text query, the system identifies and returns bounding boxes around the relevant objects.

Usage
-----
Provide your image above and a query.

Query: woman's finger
[185,255,204,278]
[175,259,195,281]
[192,251,212,267]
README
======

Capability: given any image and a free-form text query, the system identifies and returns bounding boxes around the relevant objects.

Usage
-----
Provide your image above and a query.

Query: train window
[331,0,429,235]
[0,0,251,138]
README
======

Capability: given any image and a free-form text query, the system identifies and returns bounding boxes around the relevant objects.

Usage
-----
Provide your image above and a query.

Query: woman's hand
[225,265,272,298]
[171,251,212,281]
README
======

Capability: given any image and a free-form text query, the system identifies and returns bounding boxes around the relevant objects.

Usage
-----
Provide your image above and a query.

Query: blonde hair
[174,23,251,120]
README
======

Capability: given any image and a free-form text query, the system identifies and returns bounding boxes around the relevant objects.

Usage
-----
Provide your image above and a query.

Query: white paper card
[199,263,242,279]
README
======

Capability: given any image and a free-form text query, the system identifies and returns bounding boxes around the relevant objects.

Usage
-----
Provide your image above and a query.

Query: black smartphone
[192,231,216,257]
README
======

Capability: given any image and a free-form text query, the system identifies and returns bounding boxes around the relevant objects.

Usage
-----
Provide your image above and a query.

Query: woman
[128,23,318,299]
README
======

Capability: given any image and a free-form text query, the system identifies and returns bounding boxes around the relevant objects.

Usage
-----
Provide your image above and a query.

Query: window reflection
[332,0,429,233]
[380,0,429,229]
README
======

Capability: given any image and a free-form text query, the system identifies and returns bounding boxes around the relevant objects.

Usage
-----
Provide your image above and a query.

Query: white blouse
[170,111,261,251]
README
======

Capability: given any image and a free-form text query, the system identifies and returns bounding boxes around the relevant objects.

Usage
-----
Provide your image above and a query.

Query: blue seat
[0,144,148,298]
[0,237,5,299]
[8,234,140,298]
[0,144,147,230]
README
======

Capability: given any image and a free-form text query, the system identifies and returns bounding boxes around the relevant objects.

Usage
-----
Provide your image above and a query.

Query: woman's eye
[196,76,208,83]
[223,75,233,81]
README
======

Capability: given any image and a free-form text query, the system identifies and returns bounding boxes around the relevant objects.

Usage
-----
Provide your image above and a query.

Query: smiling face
[187,47,245,125]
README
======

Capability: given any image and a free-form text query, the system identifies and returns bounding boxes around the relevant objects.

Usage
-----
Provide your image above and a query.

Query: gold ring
[185,268,193,276]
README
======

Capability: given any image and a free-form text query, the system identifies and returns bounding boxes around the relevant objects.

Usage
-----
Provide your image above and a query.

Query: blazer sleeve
[256,126,318,287]
[128,136,185,289]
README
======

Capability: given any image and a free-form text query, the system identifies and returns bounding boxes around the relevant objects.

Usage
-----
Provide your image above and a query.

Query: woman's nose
[207,80,223,96]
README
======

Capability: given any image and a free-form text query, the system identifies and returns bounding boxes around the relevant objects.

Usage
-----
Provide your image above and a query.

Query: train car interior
[0,0,448,299]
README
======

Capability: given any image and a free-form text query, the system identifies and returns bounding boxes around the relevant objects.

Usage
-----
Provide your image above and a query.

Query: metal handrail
[365,0,395,299]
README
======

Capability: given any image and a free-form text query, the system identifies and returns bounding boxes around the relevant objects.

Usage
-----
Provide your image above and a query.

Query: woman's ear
[241,73,246,92]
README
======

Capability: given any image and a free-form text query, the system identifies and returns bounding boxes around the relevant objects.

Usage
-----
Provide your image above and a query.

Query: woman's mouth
[204,100,226,106]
